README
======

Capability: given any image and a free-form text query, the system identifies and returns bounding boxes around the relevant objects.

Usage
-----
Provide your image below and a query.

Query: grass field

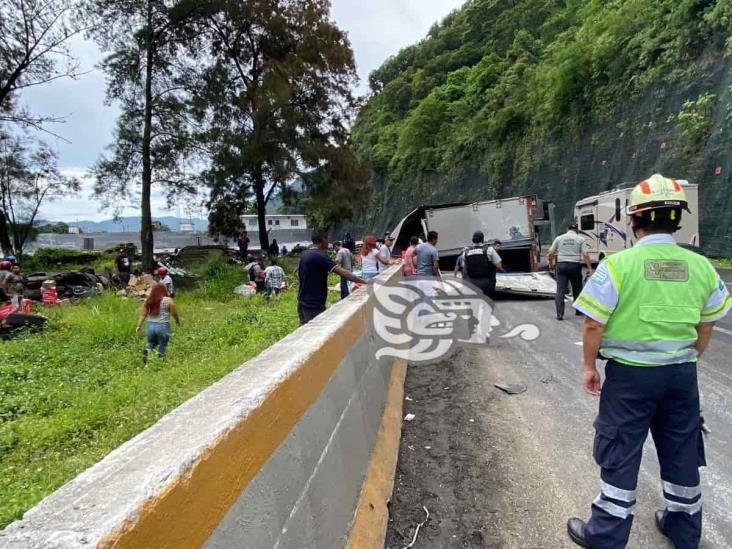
[0,258,321,528]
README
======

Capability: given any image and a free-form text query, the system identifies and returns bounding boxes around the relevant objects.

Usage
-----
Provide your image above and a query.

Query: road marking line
[713,326,732,336]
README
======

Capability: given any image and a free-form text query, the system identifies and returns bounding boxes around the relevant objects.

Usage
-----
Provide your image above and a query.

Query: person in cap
[380,235,395,261]
[458,230,502,298]
[548,223,593,320]
[567,175,731,549]
[116,248,132,288]
[156,267,174,297]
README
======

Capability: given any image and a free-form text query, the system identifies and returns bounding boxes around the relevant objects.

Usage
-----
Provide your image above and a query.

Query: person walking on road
[567,174,732,549]
[136,282,181,365]
[334,241,353,299]
[548,223,593,320]
[297,229,367,325]
[458,231,503,298]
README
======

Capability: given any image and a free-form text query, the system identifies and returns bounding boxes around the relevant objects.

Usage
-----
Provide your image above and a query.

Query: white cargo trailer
[573,181,699,264]
[390,195,557,296]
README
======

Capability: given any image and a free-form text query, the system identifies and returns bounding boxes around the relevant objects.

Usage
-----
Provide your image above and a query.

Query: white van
[574,181,699,264]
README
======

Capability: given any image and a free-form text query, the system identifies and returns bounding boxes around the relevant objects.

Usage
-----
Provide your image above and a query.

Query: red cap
[156,267,168,276]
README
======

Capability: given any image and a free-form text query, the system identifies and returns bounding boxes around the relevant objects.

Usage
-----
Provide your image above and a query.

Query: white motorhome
[574,181,699,264]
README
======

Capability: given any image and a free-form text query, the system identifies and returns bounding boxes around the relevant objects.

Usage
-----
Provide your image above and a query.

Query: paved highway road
[386,286,732,548]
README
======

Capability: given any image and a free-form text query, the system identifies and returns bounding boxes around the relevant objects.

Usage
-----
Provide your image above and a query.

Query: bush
[23,249,110,273]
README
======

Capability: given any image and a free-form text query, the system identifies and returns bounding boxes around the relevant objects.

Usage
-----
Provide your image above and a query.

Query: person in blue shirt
[297,229,367,325]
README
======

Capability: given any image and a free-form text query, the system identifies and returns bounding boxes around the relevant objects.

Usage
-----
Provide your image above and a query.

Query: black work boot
[655,510,675,546]
[567,518,592,548]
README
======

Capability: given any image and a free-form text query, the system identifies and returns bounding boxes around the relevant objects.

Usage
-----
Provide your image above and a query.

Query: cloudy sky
[19,0,465,222]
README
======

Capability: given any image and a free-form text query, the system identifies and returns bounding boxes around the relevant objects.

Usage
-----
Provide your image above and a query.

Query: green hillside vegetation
[354,0,732,256]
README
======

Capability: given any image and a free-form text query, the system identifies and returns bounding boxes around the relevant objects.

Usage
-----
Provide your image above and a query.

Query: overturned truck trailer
[390,195,558,297]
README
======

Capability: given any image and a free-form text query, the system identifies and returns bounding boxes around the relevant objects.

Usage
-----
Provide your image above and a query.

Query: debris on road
[404,413,416,422]
[495,271,556,298]
[402,506,430,549]
[494,383,527,395]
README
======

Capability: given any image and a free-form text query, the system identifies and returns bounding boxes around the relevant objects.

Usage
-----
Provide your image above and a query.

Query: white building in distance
[241,214,307,231]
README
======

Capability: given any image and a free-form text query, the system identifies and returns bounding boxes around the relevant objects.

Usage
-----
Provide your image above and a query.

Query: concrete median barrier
[1,267,406,549]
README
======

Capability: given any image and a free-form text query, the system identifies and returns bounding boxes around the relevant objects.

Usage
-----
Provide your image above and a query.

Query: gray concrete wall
[205,332,389,549]
[26,229,312,253]
[0,266,402,549]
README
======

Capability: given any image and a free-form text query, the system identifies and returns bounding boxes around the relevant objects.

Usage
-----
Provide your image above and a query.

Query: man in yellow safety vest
[567,175,731,549]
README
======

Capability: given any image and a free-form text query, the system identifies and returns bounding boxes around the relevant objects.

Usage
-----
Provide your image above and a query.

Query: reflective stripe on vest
[600,242,717,366]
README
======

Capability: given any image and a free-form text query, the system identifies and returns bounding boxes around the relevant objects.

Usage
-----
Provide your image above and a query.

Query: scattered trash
[41,280,58,305]
[424,445,431,450]
[494,383,527,395]
[402,506,430,549]
[0,297,47,340]
[25,271,108,301]
[233,284,257,297]
[540,375,556,385]
[124,274,156,298]
[404,413,416,422]
[405,396,414,401]
[469,418,475,423]
[407,445,415,451]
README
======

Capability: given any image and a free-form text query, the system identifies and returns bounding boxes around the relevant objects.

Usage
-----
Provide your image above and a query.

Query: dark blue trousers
[585,360,705,549]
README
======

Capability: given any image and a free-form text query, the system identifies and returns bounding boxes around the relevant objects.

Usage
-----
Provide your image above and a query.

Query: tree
[86,0,201,271]
[151,220,171,231]
[0,0,85,131]
[36,221,70,233]
[0,134,80,257]
[193,0,369,249]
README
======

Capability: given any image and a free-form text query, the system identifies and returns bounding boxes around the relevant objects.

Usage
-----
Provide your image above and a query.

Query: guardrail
[1,267,406,549]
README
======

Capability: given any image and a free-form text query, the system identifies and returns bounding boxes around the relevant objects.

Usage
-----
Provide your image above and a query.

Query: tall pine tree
[192,0,368,247]
[86,0,200,270]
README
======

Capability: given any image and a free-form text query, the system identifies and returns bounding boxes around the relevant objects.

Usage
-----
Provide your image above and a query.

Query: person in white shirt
[155,267,175,297]
[358,235,392,279]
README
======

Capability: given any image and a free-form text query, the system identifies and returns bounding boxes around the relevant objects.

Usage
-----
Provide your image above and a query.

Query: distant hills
[60,216,209,233]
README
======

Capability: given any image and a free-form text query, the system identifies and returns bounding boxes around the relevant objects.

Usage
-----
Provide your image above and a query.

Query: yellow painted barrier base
[347,360,408,549]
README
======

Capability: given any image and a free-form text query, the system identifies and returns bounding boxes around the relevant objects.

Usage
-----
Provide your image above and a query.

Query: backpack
[464,245,495,279]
